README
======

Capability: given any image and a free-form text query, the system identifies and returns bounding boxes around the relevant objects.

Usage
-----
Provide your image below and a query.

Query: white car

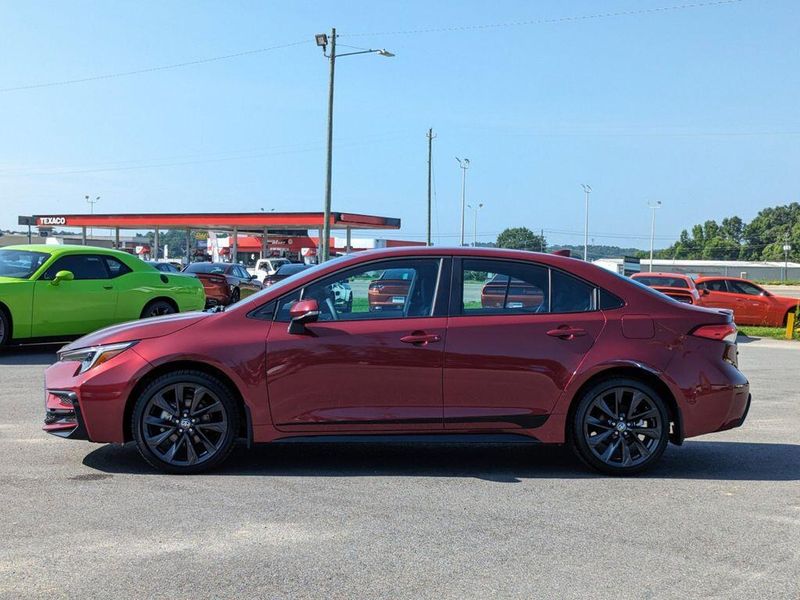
[249,257,291,283]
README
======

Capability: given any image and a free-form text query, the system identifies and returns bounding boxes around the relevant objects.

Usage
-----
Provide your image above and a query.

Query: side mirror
[701,288,710,296]
[51,270,74,286]
[288,299,320,334]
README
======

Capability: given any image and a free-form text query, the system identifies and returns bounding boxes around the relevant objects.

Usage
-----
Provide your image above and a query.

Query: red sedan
[695,276,799,326]
[631,272,702,305]
[183,262,262,307]
[43,247,750,475]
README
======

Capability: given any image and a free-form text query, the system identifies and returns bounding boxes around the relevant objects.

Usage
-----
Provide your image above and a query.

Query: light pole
[648,200,662,272]
[85,195,99,239]
[467,203,483,246]
[783,242,792,282]
[581,184,592,261]
[315,29,394,262]
[456,157,470,246]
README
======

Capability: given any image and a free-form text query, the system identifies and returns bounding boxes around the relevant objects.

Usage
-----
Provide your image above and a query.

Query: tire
[571,377,670,476]
[131,370,239,474]
[229,288,240,305]
[0,308,9,347]
[141,299,177,319]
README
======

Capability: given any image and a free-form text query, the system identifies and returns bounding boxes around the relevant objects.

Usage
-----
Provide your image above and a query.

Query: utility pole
[783,236,792,282]
[85,195,99,239]
[467,203,483,246]
[456,157,470,246]
[648,200,662,272]
[426,128,435,246]
[581,184,592,261]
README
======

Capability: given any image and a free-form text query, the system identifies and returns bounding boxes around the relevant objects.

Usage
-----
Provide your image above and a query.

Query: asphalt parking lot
[1,340,798,599]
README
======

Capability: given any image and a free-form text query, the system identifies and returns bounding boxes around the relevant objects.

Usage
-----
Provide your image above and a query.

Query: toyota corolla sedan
[43,247,750,475]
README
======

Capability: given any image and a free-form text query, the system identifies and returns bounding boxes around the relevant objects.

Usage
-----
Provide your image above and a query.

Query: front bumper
[43,390,89,440]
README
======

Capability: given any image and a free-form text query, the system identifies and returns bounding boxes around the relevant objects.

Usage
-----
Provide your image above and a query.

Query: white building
[593,258,800,281]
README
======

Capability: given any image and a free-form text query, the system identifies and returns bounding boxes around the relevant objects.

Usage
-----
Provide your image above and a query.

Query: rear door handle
[103,285,114,290]
[546,327,587,339]
[400,332,441,345]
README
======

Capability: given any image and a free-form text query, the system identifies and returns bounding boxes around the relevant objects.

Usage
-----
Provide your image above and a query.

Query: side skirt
[272,433,541,444]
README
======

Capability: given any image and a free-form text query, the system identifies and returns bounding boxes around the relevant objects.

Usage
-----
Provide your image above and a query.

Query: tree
[496,227,546,252]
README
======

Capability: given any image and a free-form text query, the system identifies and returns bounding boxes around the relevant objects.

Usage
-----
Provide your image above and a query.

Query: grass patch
[738,325,800,341]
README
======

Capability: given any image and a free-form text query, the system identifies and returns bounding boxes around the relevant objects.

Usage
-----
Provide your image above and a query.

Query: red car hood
[62,311,210,350]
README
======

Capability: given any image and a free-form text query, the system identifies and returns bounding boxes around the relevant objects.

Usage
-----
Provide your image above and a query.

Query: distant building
[593,258,800,281]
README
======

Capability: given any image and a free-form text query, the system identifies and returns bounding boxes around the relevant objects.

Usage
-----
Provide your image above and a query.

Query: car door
[698,278,753,324]
[32,254,119,337]
[265,257,448,431]
[443,258,605,430]
[726,279,771,325]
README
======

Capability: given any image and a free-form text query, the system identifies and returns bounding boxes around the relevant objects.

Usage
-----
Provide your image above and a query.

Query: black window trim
[247,256,453,323]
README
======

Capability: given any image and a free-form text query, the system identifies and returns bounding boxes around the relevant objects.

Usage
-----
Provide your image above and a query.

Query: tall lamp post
[648,200,662,272]
[456,157,470,246]
[467,202,483,246]
[783,241,792,282]
[581,184,592,261]
[85,195,99,239]
[315,29,394,262]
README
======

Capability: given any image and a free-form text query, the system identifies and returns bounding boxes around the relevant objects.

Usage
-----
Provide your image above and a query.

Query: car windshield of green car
[0,249,50,279]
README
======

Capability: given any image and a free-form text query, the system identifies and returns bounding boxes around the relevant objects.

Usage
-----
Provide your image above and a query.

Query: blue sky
[1,0,798,249]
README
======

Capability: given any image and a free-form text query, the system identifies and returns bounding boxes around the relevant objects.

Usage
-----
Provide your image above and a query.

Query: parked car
[0,245,205,346]
[249,257,291,283]
[694,276,799,326]
[43,247,750,476]
[182,262,262,307]
[480,273,545,310]
[146,261,181,273]
[367,268,415,311]
[631,272,702,305]
[263,262,310,286]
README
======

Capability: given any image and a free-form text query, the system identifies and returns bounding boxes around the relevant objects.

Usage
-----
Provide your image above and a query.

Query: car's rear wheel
[141,299,177,319]
[132,371,239,474]
[571,378,669,475]
[0,309,9,347]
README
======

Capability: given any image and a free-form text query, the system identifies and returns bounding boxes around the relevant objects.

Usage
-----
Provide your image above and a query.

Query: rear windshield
[276,263,309,275]
[380,268,414,281]
[634,275,689,289]
[0,249,50,279]
[184,263,228,275]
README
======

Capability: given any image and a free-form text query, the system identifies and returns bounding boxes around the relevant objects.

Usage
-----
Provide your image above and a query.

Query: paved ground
[1,341,798,599]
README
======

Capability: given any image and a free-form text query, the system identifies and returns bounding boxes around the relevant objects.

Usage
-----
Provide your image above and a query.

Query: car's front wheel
[132,371,239,474]
[0,309,9,347]
[571,378,669,475]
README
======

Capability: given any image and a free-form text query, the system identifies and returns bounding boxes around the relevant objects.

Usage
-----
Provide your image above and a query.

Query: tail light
[690,323,737,343]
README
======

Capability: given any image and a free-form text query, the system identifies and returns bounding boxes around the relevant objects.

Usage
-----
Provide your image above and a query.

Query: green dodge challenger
[0,245,205,346]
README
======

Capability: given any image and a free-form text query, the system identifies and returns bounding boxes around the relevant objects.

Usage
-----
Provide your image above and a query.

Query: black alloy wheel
[132,371,239,474]
[572,378,669,475]
[141,299,177,318]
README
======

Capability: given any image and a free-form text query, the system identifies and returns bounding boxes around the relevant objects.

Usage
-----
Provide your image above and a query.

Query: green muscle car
[0,245,205,346]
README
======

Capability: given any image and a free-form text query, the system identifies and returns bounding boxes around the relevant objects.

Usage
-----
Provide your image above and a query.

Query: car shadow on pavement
[0,344,60,365]
[83,439,800,482]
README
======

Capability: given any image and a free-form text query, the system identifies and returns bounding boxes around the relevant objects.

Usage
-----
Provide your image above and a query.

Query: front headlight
[58,341,137,374]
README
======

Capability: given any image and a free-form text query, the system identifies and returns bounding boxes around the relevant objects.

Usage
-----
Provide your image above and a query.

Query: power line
[342,0,745,38]
[0,39,310,93]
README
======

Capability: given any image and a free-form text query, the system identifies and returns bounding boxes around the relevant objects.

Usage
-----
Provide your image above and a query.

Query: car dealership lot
[1,342,798,599]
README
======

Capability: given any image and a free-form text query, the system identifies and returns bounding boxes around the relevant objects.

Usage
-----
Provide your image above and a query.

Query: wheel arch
[565,365,684,446]
[123,359,251,444]
[140,296,179,318]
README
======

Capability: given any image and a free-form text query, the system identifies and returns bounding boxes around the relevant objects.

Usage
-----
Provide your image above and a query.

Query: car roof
[632,272,690,278]
[694,275,754,283]
[1,244,137,261]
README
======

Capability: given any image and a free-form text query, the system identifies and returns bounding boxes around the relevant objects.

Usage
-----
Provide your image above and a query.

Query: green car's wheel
[141,299,177,319]
[0,309,9,347]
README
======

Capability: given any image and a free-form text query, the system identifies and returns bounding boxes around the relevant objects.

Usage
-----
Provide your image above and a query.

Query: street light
[581,184,592,261]
[467,203,484,246]
[315,28,394,262]
[783,242,792,282]
[648,200,662,272]
[456,157,470,246]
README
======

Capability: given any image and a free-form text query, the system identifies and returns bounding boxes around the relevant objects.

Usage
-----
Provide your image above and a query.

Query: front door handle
[546,327,587,339]
[400,332,441,345]
[103,284,114,290]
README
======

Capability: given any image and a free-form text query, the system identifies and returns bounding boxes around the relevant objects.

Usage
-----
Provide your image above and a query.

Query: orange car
[480,273,544,309]
[631,272,702,305]
[367,268,414,311]
[695,276,799,326]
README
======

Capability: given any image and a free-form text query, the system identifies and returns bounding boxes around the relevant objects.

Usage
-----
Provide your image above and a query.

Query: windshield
[0,249,50,279]
[277,263,309,275]
[226,256,349,314]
